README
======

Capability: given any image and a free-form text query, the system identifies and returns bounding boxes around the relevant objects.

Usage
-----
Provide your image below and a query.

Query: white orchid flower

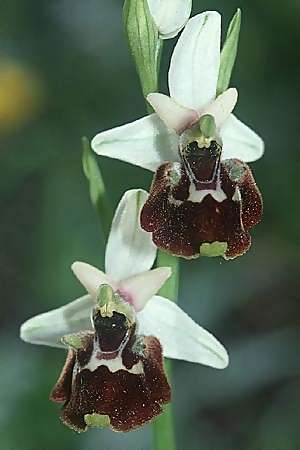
[91,11,264,172]
[147,0,192,39]
[20,189,228,369]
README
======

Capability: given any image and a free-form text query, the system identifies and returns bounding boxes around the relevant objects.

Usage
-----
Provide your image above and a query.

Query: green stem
[153,251,179,450]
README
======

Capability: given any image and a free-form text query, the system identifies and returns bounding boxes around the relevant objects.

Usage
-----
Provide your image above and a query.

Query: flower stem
[153,251,179,450]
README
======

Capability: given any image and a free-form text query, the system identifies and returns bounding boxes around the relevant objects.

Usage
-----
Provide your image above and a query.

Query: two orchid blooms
[20,7,263,433]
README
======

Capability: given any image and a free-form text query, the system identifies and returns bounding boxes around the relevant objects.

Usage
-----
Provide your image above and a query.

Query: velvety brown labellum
[140,154,262,259]
[50,325,170,433]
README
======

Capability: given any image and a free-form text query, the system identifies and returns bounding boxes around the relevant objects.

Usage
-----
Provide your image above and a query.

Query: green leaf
[82,136,112,238]
[217,9,241,96]
[123,0,163,100]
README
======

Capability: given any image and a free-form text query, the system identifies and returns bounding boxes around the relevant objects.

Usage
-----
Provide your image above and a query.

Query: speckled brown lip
[140,140,263,260]
[50,313,170,433]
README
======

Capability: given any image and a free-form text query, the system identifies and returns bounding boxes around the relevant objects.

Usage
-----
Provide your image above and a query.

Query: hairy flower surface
[20,189,228,431]
[50,285,170,432]
[92,11,263,259]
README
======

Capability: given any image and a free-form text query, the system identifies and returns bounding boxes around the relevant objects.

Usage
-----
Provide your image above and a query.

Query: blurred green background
[1,0,299,449]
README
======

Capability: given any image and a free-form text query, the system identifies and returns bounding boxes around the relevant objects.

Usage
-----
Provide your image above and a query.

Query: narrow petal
[118,268,171,312]
[138,296,229,369]
[105,189,157,282]
[147,93,198,134]
[71,262,116,298]
[169,11,221,110]
[201,88,238,129]
[91,114,179,172]
[221,114,264,162]
[20,295,93,348]
[147,0,192,39]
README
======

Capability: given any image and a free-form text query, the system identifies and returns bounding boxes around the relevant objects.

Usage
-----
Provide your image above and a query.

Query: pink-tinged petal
[118,267,171,312]
[221,114,264,162]
[91,114,179,172]
[71,262,116,298]
[169,11,221,110]
[138,295,229,369]
[201,88,238,129]
[105,189,157,282]
[147,93,199,134]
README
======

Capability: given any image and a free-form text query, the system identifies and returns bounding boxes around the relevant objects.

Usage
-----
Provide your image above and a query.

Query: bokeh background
[1,0,299,449]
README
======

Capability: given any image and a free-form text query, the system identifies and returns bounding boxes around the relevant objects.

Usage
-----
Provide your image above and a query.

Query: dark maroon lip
[50,323,171,432]
[140,157,263,260]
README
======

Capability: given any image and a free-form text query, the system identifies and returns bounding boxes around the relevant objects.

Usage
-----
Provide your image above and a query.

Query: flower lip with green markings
[50,284,171,432]
[20,189,229,431]
[91,10,263,260]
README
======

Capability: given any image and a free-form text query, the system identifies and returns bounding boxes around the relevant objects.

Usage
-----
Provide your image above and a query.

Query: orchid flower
[92,11,263,260]
[147,0,192,39]
[20,189,228,432]
[92,11,263,173]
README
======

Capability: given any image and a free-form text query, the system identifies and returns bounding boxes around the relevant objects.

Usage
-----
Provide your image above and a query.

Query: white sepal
[169,11,221,110]
[20,295,94,348]
[221,113,265,162]
[138,295,229,369]
[91,114,179,172]
[105,189,157,281]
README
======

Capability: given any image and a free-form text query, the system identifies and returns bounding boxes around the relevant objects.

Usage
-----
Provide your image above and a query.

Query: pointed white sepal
[147,0,192,39]
[118,268,172,312]
[147,93,198,134]
[105,189,157,282]
[20,295,94,348]
[169,11,221,110]
[221,113,265,162]
[91,114,179,172]
[71,262,115,298]
[138,295,229,369]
